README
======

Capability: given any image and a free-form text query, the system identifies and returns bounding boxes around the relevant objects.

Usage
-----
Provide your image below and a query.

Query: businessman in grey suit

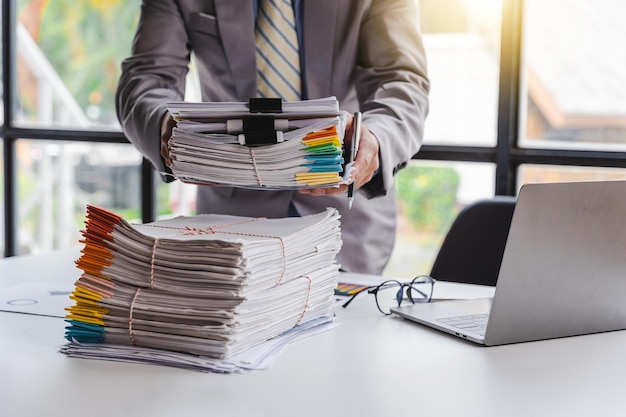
[116,0,429,274]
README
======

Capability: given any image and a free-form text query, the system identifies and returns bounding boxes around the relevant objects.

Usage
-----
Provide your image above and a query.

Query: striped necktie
[255,0,302,101]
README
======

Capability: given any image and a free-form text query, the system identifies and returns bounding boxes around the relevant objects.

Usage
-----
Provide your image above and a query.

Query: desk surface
[1,249,625,417]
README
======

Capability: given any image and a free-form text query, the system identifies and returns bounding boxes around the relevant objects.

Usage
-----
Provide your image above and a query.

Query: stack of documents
[61,205,342,372]
[166,97,350,189]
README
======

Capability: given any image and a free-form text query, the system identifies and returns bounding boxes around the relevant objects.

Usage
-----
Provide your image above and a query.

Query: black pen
[347,112,362,209]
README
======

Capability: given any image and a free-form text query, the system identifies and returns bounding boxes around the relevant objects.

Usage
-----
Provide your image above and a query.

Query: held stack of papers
[60,205,342,372]
[166,97,351,189]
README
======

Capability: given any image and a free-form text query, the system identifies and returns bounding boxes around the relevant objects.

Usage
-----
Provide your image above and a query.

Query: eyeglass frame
[340,275,436,315]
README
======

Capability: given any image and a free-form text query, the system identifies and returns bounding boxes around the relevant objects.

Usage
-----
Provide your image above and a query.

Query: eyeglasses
[341,275,436,315]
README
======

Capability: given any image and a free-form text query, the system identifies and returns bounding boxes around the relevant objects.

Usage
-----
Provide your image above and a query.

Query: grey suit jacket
[116,0,429,274]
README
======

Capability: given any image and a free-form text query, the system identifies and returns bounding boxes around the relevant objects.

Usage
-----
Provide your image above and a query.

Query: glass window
[420,0,502,147]
[16,0,140,129]
[385,160,495,278]
[16,140,142,255]
[157,181,198,219]
[521,0,626,151]
[0,145,4,255]
[518,164,626,189]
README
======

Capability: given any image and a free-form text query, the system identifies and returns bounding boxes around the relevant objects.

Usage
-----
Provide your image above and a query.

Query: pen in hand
[347,112,362,209]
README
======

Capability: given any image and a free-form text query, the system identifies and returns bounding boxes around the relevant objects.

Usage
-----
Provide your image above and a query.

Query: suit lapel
[214,0,257,99]
[303,0,337,98]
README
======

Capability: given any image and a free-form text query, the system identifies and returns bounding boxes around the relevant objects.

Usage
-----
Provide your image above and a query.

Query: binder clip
[237,98,286,146]
[249,97,282,114]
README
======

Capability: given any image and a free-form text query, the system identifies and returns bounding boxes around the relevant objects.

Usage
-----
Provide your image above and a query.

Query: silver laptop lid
[484,180,626,345]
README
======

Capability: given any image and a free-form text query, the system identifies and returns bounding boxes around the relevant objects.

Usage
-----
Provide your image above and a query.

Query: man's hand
[160,114,176,168]
[299,112,380,196]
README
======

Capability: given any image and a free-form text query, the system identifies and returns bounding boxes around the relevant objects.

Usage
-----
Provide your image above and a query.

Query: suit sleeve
[115,0,191,182]
[356,0,430,198]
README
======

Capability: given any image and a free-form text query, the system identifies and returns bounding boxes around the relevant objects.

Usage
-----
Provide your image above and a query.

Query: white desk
[1,249,625,417]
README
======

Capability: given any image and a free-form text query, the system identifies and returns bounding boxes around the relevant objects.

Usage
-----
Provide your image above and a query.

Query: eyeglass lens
[372,280,403,315]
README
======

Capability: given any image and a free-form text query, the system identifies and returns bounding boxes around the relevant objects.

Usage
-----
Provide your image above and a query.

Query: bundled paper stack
[61,205,342,371]
[166,97,350,189]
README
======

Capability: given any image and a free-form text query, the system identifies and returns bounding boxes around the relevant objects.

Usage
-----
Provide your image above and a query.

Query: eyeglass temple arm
[340,287,370,309]
[410,287,429,299]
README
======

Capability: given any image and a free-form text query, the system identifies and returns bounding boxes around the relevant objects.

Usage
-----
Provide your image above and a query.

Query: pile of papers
[61,205,342,372]
[166,97,351,189]
[60,316,336,373]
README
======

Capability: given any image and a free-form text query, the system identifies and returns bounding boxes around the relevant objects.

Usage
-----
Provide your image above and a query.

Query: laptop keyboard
[437,313,489,336]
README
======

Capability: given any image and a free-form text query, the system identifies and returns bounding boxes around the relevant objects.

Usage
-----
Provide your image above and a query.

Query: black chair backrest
[429,196,517,286]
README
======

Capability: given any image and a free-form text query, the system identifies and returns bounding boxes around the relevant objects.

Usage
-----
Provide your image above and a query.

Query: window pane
[157,181,198,219]
[385,161,495,278]
[518,164,626,189]
[16,0,140,129]
[522,0,626,150]
[0,145,4,256]
[420,0,502,146]
[0,13,3,126]
[16,140,142,255]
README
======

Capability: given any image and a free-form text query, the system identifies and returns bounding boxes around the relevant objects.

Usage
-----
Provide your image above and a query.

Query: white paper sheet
[0,282,73,318]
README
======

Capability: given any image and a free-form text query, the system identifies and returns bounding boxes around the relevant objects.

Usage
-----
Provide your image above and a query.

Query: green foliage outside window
[18,0,140,125]
[395,165,460,232]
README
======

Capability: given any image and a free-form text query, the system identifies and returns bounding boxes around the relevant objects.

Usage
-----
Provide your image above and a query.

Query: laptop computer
[391,180,626,345]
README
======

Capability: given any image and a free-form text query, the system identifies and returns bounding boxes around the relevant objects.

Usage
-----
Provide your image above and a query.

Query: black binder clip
[238,98,285,146]
[249,98,282,114]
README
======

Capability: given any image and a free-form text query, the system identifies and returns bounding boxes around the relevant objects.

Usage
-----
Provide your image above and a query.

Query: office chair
[429,196,517,286]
